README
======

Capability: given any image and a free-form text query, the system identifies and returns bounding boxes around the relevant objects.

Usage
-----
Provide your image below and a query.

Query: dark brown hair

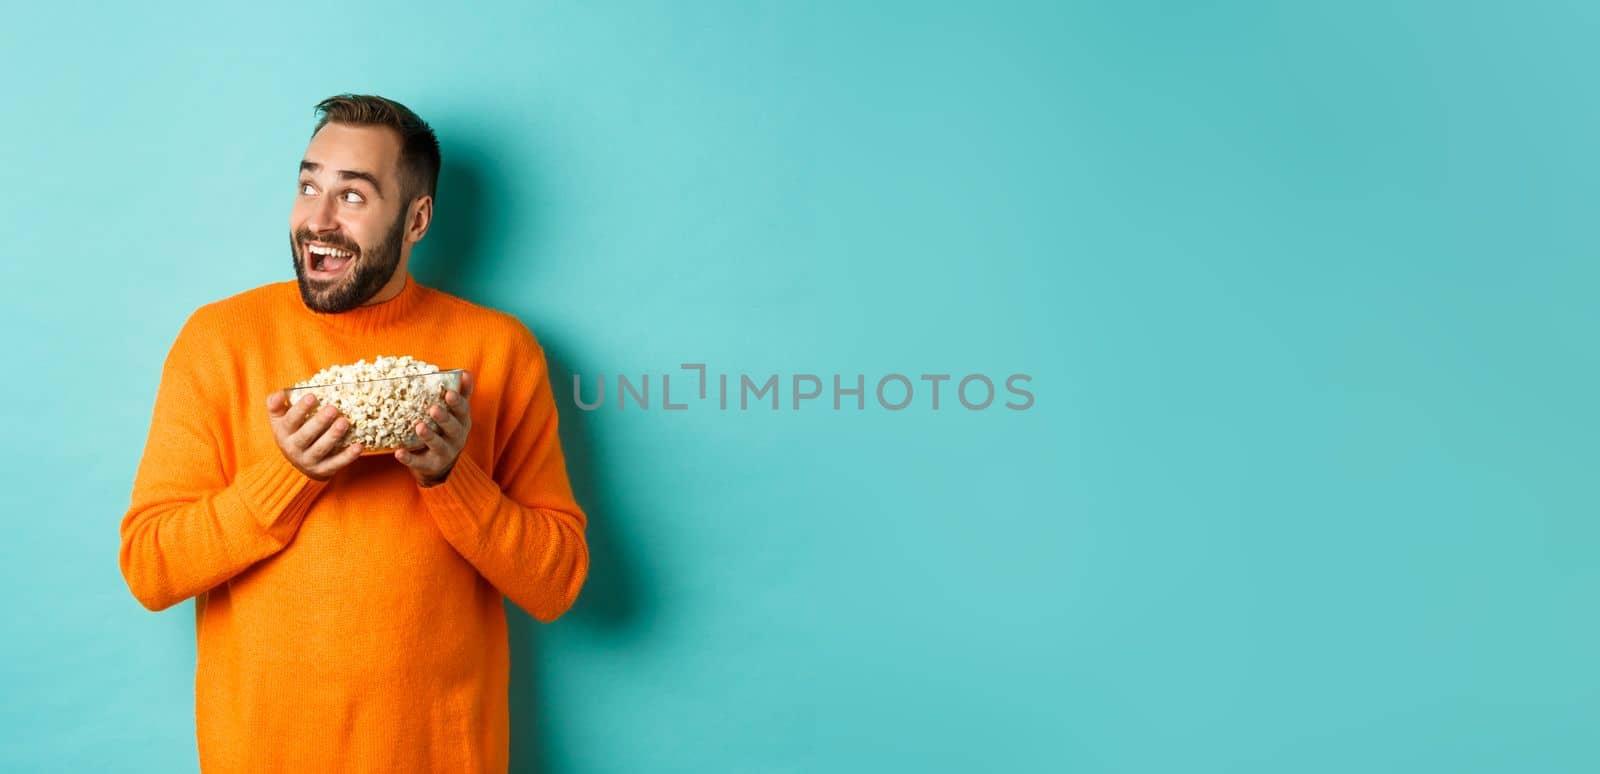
[311,94,441,204]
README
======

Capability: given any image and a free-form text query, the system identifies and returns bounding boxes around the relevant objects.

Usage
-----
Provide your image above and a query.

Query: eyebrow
[299,160,385,199]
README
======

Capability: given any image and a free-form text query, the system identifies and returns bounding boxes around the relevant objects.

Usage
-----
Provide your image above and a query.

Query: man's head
[290,94,441,313]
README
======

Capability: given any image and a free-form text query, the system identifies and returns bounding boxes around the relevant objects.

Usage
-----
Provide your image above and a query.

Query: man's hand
[266,391,364,481]
[397,370,474,487]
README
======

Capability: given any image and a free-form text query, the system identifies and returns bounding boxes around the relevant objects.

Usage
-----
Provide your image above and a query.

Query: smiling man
[119,94,589,773]
[291,120,415,314]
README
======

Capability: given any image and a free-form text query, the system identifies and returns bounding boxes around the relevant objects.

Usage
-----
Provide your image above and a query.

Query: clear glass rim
[285,367,464,393]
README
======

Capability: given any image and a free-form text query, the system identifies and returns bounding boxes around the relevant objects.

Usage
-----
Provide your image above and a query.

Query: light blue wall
[2,2,1596,772]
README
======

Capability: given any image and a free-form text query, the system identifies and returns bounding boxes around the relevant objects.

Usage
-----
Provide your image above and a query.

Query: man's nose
[304,193,340,234]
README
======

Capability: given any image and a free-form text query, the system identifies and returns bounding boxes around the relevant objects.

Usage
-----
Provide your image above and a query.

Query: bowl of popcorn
[286,356,463,454]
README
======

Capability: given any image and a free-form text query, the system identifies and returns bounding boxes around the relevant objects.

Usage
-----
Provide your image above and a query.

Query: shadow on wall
[417,134,648,774]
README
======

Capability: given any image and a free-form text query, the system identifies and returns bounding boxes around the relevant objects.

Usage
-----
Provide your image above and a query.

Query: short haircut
[311,94,441,204]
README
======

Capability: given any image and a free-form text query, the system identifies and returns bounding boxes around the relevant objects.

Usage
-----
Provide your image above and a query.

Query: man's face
[290,123,412,313]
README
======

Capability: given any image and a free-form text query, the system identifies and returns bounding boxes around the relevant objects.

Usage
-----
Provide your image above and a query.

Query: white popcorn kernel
[291,356,452,452]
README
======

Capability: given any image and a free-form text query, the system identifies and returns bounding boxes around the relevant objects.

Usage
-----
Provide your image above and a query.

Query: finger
[414,419,454,456]
[395,446,435,470]
[428,402,464,440]
[443,389,471,428]
[266,390,289,417]
[311,439,364,478]
[280,393,320,432]
[330,440,365,466]
[290,404,340,449]
[305,415,351,461]
[459,370,475,400]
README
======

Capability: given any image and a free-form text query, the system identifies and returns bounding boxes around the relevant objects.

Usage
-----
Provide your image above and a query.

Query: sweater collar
[299,271,428,334]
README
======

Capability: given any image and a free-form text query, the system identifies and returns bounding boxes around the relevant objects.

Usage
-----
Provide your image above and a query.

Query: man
[119,94,589,773]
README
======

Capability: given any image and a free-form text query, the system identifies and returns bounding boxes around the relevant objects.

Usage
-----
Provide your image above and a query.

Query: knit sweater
[119,271,588,773]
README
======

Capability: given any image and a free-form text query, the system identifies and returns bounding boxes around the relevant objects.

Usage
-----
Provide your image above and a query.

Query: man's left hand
[397,370,475,487]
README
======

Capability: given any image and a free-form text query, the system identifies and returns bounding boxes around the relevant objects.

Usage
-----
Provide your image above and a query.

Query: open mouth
[305,242,356,278]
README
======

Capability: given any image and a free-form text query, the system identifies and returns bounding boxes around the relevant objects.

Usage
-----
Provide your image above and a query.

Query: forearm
[119,452,327,611]
[417,452,589,622]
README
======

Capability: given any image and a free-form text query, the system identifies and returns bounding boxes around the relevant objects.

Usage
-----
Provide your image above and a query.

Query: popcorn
[289,356,457,452]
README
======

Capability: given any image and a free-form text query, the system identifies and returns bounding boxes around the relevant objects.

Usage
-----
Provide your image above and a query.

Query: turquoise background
[1,1,1595,772]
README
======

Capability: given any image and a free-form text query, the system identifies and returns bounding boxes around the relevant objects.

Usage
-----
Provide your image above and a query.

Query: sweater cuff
[235,452,329,543]
[417,453,501,551]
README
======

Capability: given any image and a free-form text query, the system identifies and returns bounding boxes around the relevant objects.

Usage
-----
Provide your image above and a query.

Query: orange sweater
[119,271,588,773]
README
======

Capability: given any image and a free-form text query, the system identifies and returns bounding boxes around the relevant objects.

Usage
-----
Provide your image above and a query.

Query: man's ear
[406,195,433,244]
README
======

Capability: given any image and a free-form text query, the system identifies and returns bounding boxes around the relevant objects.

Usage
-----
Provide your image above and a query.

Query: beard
[290,207,407,314]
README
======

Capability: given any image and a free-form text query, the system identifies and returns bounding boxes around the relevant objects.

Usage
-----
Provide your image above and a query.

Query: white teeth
[307,244,352,258]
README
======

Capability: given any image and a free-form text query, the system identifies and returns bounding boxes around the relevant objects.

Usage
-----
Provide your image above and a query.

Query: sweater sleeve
[417,325,589,623]
[119,309,329,612]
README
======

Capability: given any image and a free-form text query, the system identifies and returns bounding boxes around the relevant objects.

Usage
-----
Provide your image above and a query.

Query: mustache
[292,229,360,255]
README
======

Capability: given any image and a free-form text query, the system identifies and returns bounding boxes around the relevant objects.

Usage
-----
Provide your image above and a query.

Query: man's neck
[362,262,410,306]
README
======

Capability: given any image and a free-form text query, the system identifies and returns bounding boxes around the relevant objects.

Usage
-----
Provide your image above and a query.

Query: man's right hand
[266,391,365,481]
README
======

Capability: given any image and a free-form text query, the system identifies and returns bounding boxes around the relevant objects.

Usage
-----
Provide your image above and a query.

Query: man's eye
[342,191,365,204]
[300,182,316,195]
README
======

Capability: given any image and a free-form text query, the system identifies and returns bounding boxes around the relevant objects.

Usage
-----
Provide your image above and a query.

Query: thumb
[266,389,288,416]
[459,370,475,400]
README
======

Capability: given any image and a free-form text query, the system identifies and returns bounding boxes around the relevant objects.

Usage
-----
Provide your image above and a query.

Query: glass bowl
[284,368,464,455]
